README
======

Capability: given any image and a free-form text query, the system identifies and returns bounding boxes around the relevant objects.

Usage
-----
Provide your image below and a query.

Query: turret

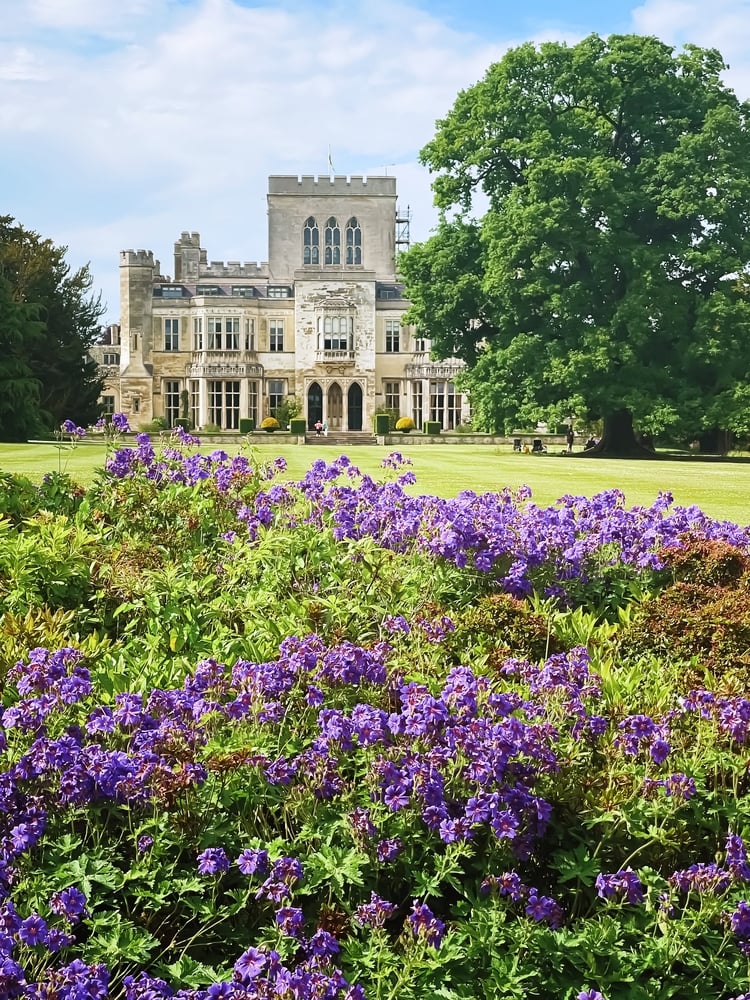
[119,249,156,375]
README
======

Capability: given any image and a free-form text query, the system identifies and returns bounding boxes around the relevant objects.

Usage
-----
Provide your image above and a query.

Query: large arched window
[325,217,341,265]
[346,217,362,265]
[303,216,319,264]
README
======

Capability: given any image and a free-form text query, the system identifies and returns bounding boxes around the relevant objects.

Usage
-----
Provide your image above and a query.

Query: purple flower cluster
[679,689,750,745]
[354,892,398,929]
[407,900,446,948]
[104,435,278,499]
[0,894,87,994]
[595,868,645,905]
[111,412,131,433]
[120,944,364,1000]
[500,645,601,725]
[3,556,750,1000]
[671,833,750,897]
[0,647,229,890]
[97,445,750,609]
[642,772,697,801]
[61,419,86,438]
[480,871,564,927]
[614,714,671,764]
[730,900,750,956]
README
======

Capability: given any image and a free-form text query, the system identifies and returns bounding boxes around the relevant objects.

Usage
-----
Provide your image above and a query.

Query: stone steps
[304,431,377,446]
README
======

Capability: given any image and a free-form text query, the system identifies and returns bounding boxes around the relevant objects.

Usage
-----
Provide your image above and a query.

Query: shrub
[260,416,280,432]
[618,577,750,680]
[425,420,441,435]
[395,416,415,433]
[660,537,750,586]
[239,417,255,434]
[445,592,565,663]
[374,413,391,435]
[274,396,302,430]
[289,418,307,435]
[140,416,169,432]
[174,417,191,431]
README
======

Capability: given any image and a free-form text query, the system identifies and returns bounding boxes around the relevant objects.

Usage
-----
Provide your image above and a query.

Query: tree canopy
[400,34,750,454]
[0,216,104,441]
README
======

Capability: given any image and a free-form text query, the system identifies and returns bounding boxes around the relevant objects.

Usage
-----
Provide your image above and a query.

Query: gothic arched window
[346,217,362,264]
[303,216,319,264]
[325,217,341,265]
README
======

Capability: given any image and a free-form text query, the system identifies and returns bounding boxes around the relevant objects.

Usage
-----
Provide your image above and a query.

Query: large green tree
[0,273,44,442]
[0,216,104,439]
[400,34,750,454]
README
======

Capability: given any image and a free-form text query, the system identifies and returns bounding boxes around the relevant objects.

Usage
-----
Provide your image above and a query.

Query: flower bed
[0,430,749,999]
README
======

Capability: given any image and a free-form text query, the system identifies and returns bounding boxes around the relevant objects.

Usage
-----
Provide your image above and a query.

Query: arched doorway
[328,383,343,430]
[347,383,363,431]
[307,382,323,429]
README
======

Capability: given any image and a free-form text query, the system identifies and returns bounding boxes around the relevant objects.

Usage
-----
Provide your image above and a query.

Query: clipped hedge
[374,413,390,435]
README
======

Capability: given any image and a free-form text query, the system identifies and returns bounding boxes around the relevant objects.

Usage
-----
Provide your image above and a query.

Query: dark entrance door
[307,382,323,429]
[347,383,363,431]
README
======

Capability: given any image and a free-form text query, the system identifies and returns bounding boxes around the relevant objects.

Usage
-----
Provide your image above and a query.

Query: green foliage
[3,449,750,998]
[239,417,256,433]
[0,273,44,441]
[289,418,307,435]
[0,513,95,616]
[0,215,104,435]
[425,421,441,435]
[401,34,750,452]
[374,412,392,435]
[445,592,563,664]
[273,396,302,429]
[617,552,750,681]
[141,417,169,433]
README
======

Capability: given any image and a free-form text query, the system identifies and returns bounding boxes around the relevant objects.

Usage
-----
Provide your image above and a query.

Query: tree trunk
[582,409,657,458]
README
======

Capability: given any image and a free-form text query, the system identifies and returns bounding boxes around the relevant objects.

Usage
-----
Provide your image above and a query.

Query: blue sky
[2,0,750,324]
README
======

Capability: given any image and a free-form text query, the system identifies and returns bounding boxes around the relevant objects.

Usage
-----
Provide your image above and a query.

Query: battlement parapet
[269,175,396,197]
[201,261,268,277]
[120,250,155,267]
[176,232,202,248]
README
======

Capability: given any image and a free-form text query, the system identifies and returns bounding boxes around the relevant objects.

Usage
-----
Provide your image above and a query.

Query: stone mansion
[94,175,468,433]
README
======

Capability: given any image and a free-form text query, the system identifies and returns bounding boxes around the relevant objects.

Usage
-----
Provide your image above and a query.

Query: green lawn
[2,440,749,524]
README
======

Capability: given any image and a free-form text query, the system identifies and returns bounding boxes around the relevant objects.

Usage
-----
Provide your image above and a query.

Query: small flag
[328,146,334,176]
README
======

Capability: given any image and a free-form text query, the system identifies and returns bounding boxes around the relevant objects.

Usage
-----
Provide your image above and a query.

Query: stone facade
[97,175,468,433]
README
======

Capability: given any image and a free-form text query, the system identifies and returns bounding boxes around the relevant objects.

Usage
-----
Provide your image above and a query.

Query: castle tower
[174,231,203,282]
[266,175,398,281]
[119,249,157,420]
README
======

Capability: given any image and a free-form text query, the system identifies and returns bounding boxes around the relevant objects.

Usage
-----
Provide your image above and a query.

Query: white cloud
[0,46,51,82]
[6,0,750,324]
[25,0,158,35]
[632,0,750,92]
[1,0,520,321]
